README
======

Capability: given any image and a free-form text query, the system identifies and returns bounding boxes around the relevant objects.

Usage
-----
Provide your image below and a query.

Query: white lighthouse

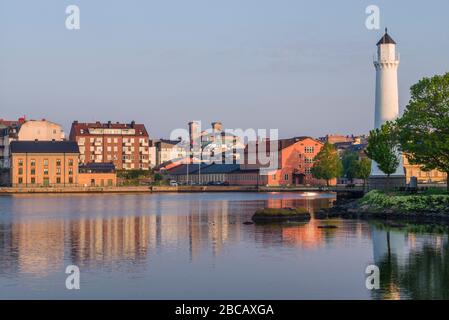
[370,29,405,187]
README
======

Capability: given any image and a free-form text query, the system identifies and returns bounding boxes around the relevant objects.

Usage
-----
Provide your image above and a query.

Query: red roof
[69,121,149,138]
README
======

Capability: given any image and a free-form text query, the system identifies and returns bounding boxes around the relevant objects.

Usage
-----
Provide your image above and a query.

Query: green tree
[342,150,359,182]
[396,73,449,192]
[311,143,343,187]
[356,157,372,190]
[365,121,400,187]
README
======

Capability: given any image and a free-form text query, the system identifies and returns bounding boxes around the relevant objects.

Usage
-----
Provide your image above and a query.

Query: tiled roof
[79,162,116,173]
[10,141,80,154]
[199,164,241,174]
[70,121,149,137]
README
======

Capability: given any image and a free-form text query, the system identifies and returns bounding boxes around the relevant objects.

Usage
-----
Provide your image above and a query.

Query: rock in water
[251,207,311,223]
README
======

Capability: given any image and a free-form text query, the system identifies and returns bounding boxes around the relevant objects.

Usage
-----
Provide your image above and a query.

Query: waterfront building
[10,141,80,187]
[167,136,333,187]
[78,162,117,187]
[369,29,406,188]
[69,121,154,170]
[403,155,447,185]
[242,136,333,186]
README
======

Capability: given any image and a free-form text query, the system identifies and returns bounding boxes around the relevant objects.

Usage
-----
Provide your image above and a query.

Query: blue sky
[1,0,448,139]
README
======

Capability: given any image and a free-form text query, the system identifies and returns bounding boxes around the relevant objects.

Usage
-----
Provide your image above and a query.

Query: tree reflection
[372,224,449,300]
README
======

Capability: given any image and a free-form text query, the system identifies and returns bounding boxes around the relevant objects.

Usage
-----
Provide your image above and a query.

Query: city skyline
[1,1,449,138]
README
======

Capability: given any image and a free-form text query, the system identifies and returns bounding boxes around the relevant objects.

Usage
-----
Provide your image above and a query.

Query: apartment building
[69,121,155,170]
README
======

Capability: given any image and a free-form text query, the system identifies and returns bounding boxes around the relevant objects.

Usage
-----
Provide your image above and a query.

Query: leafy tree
[365,121,400,186]
[396,73,449,192]
[342,150,359,182]
[356,157,372,190]
[311,143,343,187]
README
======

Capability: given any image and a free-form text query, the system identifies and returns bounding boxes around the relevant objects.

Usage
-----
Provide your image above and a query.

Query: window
[69,177,73,184]
[18,168,23,175]
[31,168,35,175]
[56,159,61,166]
[31,177,36,184]
[305,157,313,164]
[30,159,36,166]
[272,174,276,180]
[305,168,312,174]
[56,177,61,184]
[44,168,49,175]
[69,168,73,175]
[18,159,23,166]
[305,146,314,154]
[44,159,49,166]
[68,159,74,166]
[56,168,61,175]
[18,177,23,184]
[284,174,289,181]
[107,138,112,143]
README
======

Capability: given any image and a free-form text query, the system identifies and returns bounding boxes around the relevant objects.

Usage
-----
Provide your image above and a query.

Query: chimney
[188,121,200,154]
[108,121,112,128]
[211,122,222,132]
[130,120,136,128]
[73,120,78,125]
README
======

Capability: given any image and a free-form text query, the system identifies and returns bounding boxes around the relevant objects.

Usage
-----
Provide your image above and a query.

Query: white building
[0,118,65,169]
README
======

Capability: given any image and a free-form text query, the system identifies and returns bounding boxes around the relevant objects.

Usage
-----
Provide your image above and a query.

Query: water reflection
[0,193,448,299]
[371,225,449,300]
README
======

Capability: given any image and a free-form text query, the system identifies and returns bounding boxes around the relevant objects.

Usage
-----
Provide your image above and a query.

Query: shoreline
[0,185,340,194]
[315,198,449,225]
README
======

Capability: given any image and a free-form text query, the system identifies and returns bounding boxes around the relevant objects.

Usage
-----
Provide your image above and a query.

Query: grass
[359,190,449,213]
[254,207,310,217]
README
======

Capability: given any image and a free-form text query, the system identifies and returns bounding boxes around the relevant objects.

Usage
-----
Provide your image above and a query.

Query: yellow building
[403,155,447,184]
[10,141,80,187]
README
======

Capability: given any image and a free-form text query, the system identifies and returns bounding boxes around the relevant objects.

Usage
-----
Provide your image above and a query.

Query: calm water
[0,192,448,300]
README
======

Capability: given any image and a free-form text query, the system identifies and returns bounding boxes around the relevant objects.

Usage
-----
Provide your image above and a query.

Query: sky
[1,0,448,139]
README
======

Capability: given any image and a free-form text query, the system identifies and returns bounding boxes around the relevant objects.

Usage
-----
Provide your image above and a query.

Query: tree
[365,121,400,187]
[396,73,449,192]
[311,143,343,187]
[356,157,372,190]
[342,150,359,182]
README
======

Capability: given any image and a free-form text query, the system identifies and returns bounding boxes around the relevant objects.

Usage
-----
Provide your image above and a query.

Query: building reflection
[0,195,341,275]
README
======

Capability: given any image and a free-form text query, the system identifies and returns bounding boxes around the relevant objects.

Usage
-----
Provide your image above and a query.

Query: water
[0,192,448,300]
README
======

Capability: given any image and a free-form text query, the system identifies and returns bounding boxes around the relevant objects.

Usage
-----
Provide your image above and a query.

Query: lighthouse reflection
[371,224,449,300]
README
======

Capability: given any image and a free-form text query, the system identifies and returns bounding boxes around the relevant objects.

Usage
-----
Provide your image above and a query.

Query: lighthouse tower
[369,29,406,188]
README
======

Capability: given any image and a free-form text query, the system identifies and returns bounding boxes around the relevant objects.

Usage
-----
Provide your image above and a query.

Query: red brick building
[69,121,153,170]
[243,137,335,186]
